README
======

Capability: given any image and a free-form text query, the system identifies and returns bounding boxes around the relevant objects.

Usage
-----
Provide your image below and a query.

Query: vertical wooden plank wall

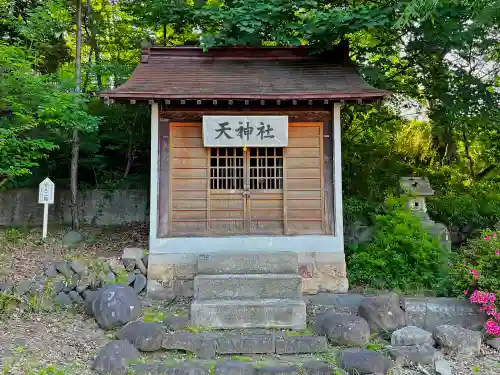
[284,122,324,234]
[169,122,209,236]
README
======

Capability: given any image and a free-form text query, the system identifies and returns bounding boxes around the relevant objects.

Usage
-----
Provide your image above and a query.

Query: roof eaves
[100,91,391,100]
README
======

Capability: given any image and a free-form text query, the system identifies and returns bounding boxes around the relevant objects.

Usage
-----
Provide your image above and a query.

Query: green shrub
[347,196,450,294]
[427,180,500,230]
[449,229,500,302]
[0,292,21,317]
[3,228,23,243]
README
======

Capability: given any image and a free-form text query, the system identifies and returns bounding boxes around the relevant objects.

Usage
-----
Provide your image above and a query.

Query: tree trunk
[70,128,80,230]
[82,46,93,91]
[462,129,474,178]
[88,0,103,91]
[71,0,83,231]
[477,164,497,180]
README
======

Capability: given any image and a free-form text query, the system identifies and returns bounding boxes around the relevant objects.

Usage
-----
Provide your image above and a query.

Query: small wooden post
[38,178,55,238]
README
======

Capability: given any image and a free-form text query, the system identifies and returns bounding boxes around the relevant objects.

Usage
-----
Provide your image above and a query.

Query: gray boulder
[388,343,442,365]
[433,324,481,356]
[92,340,140,375]
[162,316,190,331]
[122,247,145,270]
[30,277,46,295]
[215,361,255,375]
[255,366,299,375]
[117,321,166,352]
[358,294,406,333]
[338,348,393,375]
[391,326,434,346]
[133,274,147,294]
[83,289,96,316]
[135,258,148,275]
[63,274,79,292]
[54,261,75,279]
[127,273,136,285]
[487,337,500,351]
[14,280,33,296]
[69,260,87,275]
[92,285,141,329]
[68,291,84,304]
[55,292,73,307]
[129,363,168,375]
[302,360,347,375]
[45,264,59,277]
[142,254,149,268]
[52,280,64,294]
[76,277,90,293]
[62,231,83,247]
[435,359,452,375]
[313,311,370,346]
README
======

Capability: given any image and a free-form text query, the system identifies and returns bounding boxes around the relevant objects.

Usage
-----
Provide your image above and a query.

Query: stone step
[162,331,328,356]
[190,299,306,329]
[197,252,298,275]
[194,274,302,300]
[128,359,342,375]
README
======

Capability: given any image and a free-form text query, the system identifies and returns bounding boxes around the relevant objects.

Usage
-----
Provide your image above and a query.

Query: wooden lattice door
[247,147,284,234]
[208,147,284,235]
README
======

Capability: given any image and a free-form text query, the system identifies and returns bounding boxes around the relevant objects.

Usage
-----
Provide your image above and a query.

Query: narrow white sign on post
[38,177,55,239]
[203,116,288,147]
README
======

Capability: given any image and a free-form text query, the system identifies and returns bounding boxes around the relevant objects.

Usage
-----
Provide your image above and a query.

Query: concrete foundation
[194,274,302,300]
[147,251,348,298]
[190,299,307,329]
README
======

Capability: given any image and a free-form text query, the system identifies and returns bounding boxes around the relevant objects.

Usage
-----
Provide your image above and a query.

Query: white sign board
[203,116,288,147]
[38,177,55,204]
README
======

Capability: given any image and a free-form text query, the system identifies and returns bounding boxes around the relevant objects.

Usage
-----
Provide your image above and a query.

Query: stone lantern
[400,177,451,251]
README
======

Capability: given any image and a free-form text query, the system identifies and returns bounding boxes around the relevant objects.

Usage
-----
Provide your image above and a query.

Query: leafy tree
[0,43,98,189]
[1,0,73,73]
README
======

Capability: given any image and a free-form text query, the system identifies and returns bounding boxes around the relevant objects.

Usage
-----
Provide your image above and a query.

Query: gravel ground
[389,345,500,375]
[0,224,499,374]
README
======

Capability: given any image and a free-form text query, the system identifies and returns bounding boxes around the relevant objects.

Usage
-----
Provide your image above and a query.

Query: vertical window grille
[249,148,283,190]
[210,148,244,189]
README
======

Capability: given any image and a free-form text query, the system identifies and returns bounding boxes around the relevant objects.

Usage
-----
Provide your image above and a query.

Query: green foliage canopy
[0,43,98,188]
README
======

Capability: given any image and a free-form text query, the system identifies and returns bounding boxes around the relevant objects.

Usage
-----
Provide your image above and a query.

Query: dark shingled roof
[102,46,390,101]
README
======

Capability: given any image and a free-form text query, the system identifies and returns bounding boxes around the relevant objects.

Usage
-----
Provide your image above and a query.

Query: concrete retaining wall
[0,188,149,226]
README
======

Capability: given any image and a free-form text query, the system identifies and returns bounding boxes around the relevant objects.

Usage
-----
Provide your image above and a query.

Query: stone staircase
[190,252,306,329]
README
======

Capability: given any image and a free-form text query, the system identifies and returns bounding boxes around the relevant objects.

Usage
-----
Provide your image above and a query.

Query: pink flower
[496,250,499,255]
[470,269,480,279]
[486,320,500,336]
[464,290,468,294]
[484,235,492,241]
[493,233,497,238]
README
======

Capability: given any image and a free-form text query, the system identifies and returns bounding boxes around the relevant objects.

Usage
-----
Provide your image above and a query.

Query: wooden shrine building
[102,46,389,299]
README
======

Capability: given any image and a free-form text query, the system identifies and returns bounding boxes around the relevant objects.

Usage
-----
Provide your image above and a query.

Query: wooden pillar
[333,103,343,243]
[149,102,159,249]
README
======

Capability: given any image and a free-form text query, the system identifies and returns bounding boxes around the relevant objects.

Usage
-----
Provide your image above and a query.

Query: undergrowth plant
[0,292,21,317]
[348,196,450,294]
[451,230,500,336]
